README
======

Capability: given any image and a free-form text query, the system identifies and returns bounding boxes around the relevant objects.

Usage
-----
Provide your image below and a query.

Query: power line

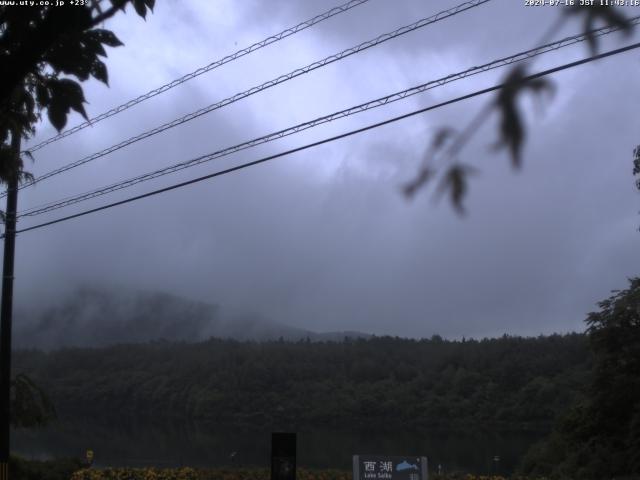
[22,0,373,155]
[17,19,638,219]
[9,0,491,198]
[9,41,640,238]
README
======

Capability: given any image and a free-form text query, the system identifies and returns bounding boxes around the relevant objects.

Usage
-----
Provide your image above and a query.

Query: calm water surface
[12,419,543,475]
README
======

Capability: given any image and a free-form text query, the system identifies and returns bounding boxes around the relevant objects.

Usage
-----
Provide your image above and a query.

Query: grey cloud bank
[7,0,640,342]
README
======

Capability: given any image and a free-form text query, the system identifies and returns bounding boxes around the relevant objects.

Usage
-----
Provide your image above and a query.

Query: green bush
[10,455,84,480]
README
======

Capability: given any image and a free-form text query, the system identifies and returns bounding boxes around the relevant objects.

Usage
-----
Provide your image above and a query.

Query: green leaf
[44,27,122,82]
[35,82,50,107]
[82,34,108,58]
[493,66,554,168]
[47,100,67,132]
[91,59,109,85]
[89,28,123,48]
[22,150,35,162]
[566,6,634,55]
[45,40,93,80]
[47,78,88,131]
[133,0,150,18]
[435,164,478,214]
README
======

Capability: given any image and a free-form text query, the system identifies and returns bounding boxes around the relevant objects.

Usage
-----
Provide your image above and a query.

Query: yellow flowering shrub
[431,475,549,480]
[71,467,201,480]
[70,468,550,480]
[70,467,352,480]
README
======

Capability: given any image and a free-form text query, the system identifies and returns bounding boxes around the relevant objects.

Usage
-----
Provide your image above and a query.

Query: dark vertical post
[271,432,296,480]
[0,131,20,480]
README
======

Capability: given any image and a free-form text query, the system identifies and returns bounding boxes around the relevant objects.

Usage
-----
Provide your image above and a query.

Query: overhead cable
[10,40,640,237]
[10,0,491,198]
[18,18,638,219]
[23,0,373,154]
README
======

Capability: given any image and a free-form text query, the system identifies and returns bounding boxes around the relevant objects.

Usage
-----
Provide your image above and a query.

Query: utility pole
[633,145,640,190]
[0,131,20,480]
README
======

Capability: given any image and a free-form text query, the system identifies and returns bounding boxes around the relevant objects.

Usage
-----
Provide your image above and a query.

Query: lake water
[12,418,543,475]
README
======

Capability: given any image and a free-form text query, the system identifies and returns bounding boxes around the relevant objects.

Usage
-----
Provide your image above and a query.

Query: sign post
[85,450,94,467]
[271,432,296,480]
[353,455,428,480]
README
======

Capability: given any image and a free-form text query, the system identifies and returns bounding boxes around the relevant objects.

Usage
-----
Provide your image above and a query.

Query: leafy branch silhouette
[10,373,56,428]
[0,0,155,222]
[404,6,635,214]
[0,0,155,185]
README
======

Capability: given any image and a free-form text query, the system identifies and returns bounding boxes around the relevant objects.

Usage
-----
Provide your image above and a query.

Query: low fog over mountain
[14,288,370,350]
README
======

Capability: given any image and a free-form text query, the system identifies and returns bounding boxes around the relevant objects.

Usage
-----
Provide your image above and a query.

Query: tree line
[521,278,640,479]
[13,333,590,434]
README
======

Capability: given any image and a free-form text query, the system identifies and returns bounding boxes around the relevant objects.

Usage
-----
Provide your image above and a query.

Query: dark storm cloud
[7,0,640,340]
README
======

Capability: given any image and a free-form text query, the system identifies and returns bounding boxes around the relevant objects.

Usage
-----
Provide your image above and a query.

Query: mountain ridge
[14,287,371,349]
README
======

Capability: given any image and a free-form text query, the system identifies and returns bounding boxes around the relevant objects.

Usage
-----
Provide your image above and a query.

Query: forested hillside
[13,334,589,433]
[520,278,640,479]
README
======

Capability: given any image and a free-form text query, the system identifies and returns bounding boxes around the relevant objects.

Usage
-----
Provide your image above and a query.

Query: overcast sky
[7,0,640,339]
